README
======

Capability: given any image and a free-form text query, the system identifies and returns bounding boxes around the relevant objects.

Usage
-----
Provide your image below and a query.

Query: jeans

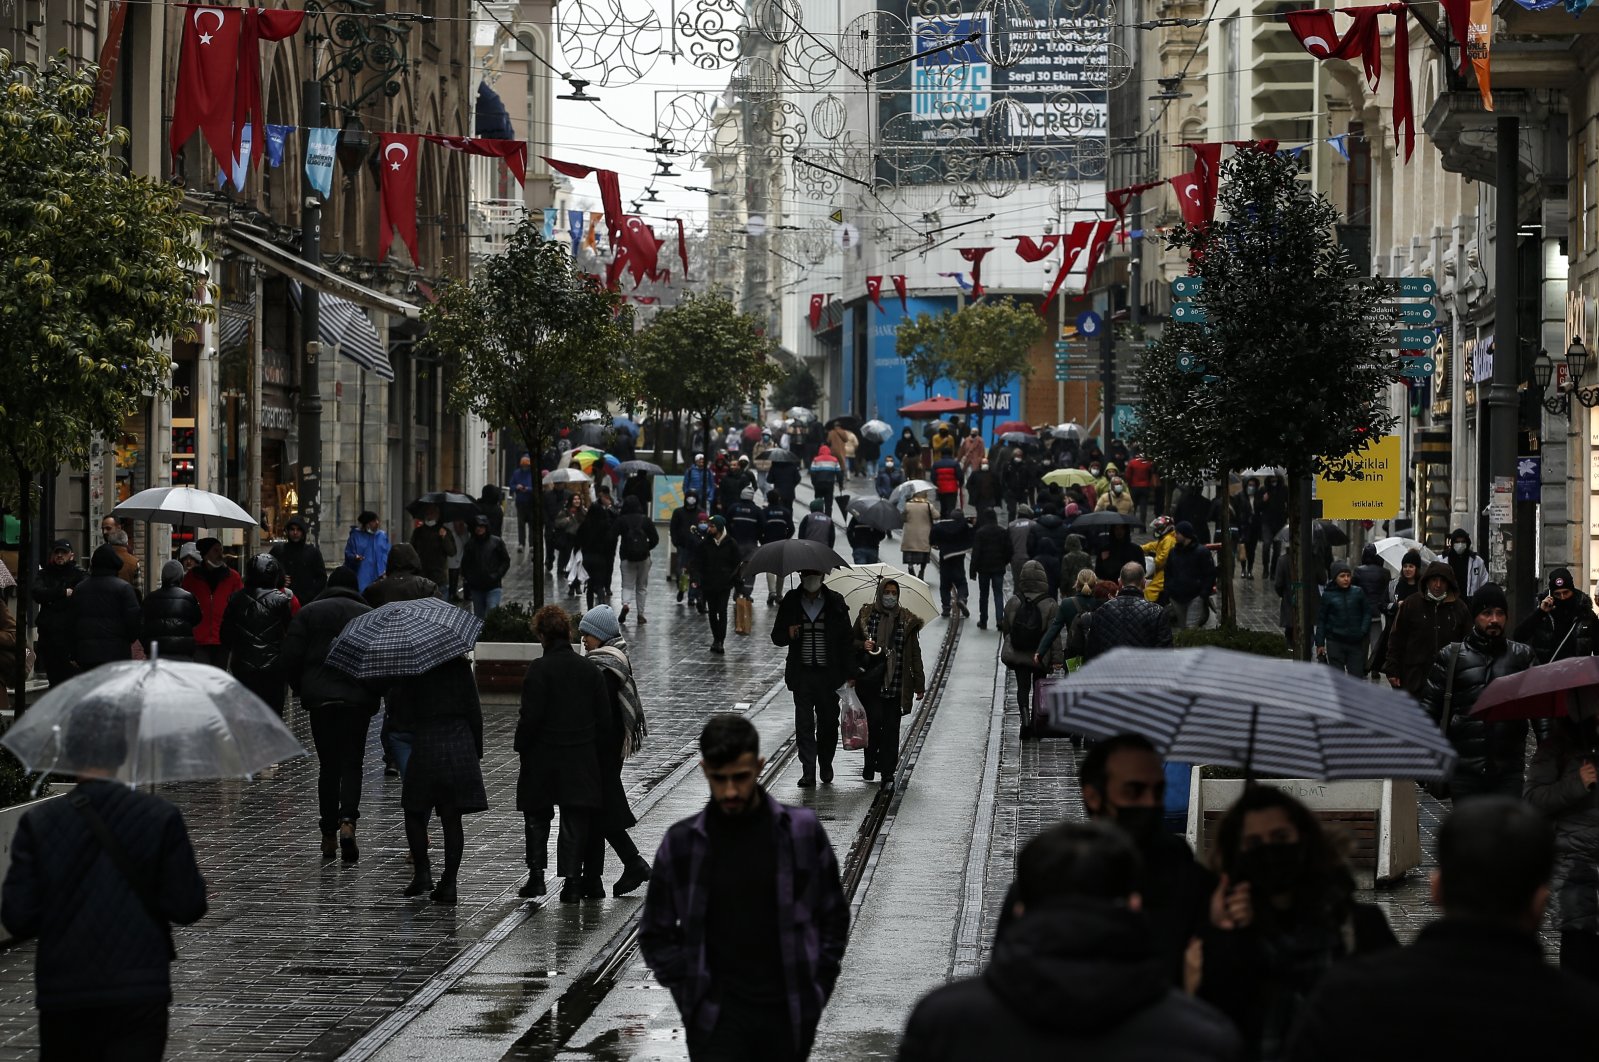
[851,547,880,565]
[1172,596,1208,630]
[977,570,1005,624]
[382,708,415,776]
[939,560,968,614]
[620,557,651,617]
[470,587,503,618]
[791,668,841,778]
[1325,635,1367,678]
[308,708,373,834]
[524,806,592,879]
[40,1002,167,1062]
[706,587,732,645]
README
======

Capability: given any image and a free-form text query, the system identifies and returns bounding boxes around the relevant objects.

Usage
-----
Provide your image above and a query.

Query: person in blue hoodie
[344,511,391,593]
[508,454,537,552]
[1316,560,1373,677]
[682,453,716,514]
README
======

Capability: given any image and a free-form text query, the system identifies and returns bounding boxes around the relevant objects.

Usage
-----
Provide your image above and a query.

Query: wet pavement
[0,493,1526,1060]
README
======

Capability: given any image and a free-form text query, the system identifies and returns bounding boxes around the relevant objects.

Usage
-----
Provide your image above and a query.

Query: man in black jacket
[771,571,856,786]
[758,491,795,606]
[902,819,1237,1062]
[1081,563,1174,660]
[614,495,660,626]
[364,543,439,608]
[1514,566,1599,664]
[406,506,456,593]
[577,488,618,610]
[221,554,297,714]
[462,515,512,618]
[1,700,208,1060]
[141,560,202,661]
[35,539,85,686]
[1289,797,1599,1061]
[282,567,379,861]
[931,511,974,618]
[724,487,762,600]
[669,492,701,605]
[970,509,1013,631]
[72,545,144,671]
[1426,583,1536,800]
[697,516,742,654]
[270,515,327,604]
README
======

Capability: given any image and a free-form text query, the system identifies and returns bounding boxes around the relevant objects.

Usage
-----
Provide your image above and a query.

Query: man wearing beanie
[1315,560,1373,676]
[1426,583,1535,799]
[1514,567,1599,664]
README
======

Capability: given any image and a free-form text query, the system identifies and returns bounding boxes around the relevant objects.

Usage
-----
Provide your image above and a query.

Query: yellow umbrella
[1043,467,1096,488]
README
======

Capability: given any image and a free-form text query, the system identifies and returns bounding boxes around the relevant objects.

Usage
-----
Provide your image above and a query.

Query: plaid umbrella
[1040,646,1457,781]
[325,597,484,681]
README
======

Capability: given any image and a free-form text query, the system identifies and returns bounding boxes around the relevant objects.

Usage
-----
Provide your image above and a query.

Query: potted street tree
[473,603,540,697]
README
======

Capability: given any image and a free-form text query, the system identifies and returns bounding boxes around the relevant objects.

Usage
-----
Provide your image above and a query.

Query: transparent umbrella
[1,658,305,786]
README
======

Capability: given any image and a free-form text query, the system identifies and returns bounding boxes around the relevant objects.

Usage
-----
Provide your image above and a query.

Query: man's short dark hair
[1016,821,1142,907]
[699,713,759,767]
[1437,796,1555,923]
[1079,733,1158,799]
[65,697,129,772]
[1119,561,1145,587]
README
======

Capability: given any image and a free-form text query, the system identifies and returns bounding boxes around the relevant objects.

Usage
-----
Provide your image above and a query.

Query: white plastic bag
[839,684,870,751]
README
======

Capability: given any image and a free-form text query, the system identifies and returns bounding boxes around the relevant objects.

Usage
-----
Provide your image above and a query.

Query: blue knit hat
[579,604,621,643]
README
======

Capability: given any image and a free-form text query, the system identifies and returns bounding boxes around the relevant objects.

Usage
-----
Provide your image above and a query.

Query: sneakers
[613,859,652,897]
[519,876,547,899]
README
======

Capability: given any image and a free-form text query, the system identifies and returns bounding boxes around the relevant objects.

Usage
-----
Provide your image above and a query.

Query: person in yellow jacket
[1094,461,1118,498]
[1142,515,1176,603]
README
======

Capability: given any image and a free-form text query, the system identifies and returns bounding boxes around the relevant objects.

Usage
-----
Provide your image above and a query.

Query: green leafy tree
[770,362,821,412]
[895,311,956,398]
[948,297,1044,433]
[0,52,210,706]
[633,292,782,457]
[425,220,633,608]
[1136,148,1395,649]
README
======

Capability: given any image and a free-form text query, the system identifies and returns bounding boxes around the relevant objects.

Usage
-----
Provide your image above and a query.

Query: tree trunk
[11,458,31,712]
[702,409,714,464]
[518,427,546,610]
[1219,471,1236,632]
[1289,468,1315,660]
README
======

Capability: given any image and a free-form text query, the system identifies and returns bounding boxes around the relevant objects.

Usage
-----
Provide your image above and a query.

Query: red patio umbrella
[1468,656,1599,722]
[898,395,980,417]
[994,420,1034,436]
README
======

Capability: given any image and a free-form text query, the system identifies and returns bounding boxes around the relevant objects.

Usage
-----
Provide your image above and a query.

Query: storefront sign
[1315,434,1402,518]
[261,405,295,432]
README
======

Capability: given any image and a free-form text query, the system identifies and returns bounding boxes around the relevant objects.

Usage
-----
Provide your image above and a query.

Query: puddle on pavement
[457,974,553,1036]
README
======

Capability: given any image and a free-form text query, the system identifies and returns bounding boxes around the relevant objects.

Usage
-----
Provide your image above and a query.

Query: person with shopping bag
[850,579,925,792]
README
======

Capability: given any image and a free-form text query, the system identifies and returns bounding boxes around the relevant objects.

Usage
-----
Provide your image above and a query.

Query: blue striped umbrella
[1040,647,1457,782]
[325,597,484,680]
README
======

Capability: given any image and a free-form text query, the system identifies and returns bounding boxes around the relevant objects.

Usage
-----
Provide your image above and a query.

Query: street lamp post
[1532,337,1599,417]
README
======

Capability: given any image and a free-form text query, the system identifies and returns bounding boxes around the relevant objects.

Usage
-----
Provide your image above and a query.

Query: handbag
[1424,643,1462,801]
[839,684,870,750]
[733,596,753,636]
[1032,671,1067,734]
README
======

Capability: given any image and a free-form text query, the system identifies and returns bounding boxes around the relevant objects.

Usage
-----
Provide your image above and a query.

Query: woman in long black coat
[387,655,486,905]
[517,604,609,902]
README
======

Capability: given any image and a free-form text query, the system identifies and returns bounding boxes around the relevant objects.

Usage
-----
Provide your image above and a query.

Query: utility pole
[1489,115,1522,614]
[298,77,324,543]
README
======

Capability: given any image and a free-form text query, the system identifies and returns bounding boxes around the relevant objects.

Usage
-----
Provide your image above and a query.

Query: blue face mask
[698,522,709,532]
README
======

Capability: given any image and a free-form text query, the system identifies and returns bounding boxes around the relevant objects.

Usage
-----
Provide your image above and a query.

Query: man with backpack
[614,496,659,626]
[760,490,795,606]
[1001,560,1065,739]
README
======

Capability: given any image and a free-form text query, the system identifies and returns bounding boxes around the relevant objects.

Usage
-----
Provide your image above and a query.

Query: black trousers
[308,708,372,835]
[791,669,841,776]
[863,691,903,778]
[1562,929,1599,983]
[687,998,799,1062]
[706,587,732,645]
[40,1001,167,1062]
[524,807,593,879]
[1013,665,1040,725]
[579,822,643,886]
[515,503,534,547]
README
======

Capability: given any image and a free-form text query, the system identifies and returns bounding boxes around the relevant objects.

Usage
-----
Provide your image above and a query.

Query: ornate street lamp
[1533,337,1599,416]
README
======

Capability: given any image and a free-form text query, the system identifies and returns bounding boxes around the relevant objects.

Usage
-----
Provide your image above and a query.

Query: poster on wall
[1315,434,1402,519]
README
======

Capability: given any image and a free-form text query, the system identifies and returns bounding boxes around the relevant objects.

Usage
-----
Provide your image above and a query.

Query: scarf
[865,589,907,696]
[587,638,647,760]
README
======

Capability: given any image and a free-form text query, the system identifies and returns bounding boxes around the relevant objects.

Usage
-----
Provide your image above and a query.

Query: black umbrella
[848,496,903,532]
[407,491,479,522]
[762,448,801,464]
[1273,520,1350,547]
[618,460,665,476]
[1068,511,1140,530]
[742,539,847,578]
[999,431,1040,448]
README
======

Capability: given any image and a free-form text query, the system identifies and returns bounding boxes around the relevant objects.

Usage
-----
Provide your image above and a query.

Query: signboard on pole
[1314,434,1402,519]
[1489,476,1514,525]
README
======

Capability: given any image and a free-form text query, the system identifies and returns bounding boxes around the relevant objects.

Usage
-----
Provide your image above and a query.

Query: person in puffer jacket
[1525,713,1599,980]
[1315,561,1373,676]
[221,553,299,714]
[1426,583,1535,799]
[141,560,202,660]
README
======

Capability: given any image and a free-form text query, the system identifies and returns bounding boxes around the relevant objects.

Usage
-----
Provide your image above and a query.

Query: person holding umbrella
[270,515,327,604]
[772,568,856,787]
[408,505,456,594]
[852,579,925,791]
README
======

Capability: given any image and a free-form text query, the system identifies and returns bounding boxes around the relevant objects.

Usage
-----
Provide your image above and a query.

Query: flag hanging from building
[378,133,421,267]
[865,275,884,312]
[169,6,303,173]
[217,122,252,191]
[891,275,909,311]
[957,247,993,296]
[1006,234,1063,263]
[808,294,826,330]
[264,124,293,168]
[542,208,558,238]
[305,127,338,198]
[676,218,690,274]
[423,135,528,185]
[569,209,584,247]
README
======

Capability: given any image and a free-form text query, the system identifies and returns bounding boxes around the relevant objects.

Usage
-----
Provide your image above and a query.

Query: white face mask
[1427,588,1447,602]
[801,574,823,593]
[1452,542,1468,555]
[425,519,438,527]
[881,593,899,610]
[1113,485,1124,494]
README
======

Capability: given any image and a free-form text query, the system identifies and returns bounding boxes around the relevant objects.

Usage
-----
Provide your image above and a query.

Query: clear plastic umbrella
[889,479,937,509]
[1,658,305,785]
[861,419,894,443]
[546,467,592,484]
[1372,536,1437,575]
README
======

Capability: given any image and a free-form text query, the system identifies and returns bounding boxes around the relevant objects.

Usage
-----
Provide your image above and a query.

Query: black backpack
[620,519,652,561]
[1010,594,1048,652]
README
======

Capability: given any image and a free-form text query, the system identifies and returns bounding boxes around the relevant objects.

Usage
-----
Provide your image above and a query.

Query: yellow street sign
[828,208,844,224]
[1314,434,1401,519]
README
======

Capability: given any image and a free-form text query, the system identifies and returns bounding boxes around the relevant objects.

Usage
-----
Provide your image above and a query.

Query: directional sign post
[1172,302,1208,324]
[1171,276,1204,297]
[1396,330,1439,351]
[1399,356,1436,379]
[1395,303,1437,324]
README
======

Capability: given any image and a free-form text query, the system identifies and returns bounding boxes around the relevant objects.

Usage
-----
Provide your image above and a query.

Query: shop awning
[288,282,395,381]
[218,224,420,321]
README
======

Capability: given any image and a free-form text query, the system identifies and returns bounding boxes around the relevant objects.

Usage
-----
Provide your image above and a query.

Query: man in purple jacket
[639,714,849,1060]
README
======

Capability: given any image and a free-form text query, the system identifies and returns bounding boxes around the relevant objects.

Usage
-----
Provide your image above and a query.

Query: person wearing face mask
[1514,567,1599,664]
[1525,713,1599,980]
[181,537,244,667]
[851,579,926,791]
[772,569,857,786]
[1200,787,1396,1061]
[669,492,700,605]
[698,516,742,654]
[1094,476,1134,515]
[1234,478,1263,578]
[1381,560,1470,699]
[1313,561,1371,675]
[992,735,1217,986]
[966,458,998,513]
[875,457,904,500]
[343,511,390,593]
[1001,451,1033,521]
[1445,527,1490,598]
[407,505,456,593]
[1426,583,1536,799]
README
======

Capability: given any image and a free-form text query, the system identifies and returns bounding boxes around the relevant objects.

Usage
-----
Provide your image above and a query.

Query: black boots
[338,820,358,863]
[613,858,651,897]
[403,867,433,897]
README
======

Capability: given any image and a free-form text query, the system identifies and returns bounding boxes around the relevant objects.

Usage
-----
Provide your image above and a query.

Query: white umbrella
[861,419,894,443]
[1239,467,1285,479]
[825,563,938,622]
[889,479,937,509]
[2,657,306,786]
[546,468,592,484]
[1052,422,1082,440]
[576,409,604,423]
[112,486,256,529]
[1372,536,1436,575]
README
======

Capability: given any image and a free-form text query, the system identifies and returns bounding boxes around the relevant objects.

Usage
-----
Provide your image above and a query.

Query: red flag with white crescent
[809,294,826,330]
[378,133,422,266]
[233,8,303,171]
[169,5,244,166]
[1007,235,1063,263]
[865,276,884,312]
[1041,221,1097,315]
[425,135,527,185]
[958,247,993,296]
[891,275,909,311]
[1081,221,1117,288]
[1183,143,1223,222]
[1284,9,1338,58]
[1169,172,1207,226]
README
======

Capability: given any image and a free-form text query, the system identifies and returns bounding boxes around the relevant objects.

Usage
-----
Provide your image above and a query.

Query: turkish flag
[958,247,993,296]
[676,218,690,274]
[891,275,909,311]
[1041,221,1097,314]
[809,294,826,330]
[1081,221,1117,288]
[1106,181,1162,234]
[865,276,884,312]
[1284,10,1338,57]
[425,135,527,185]
[616,216,659,283]
[1007,235,1063,263]
[378,133,422,266]
[170,5,244,166]
[233,8,303,171]
[1183,143,1223,221]
[541,156,625,240]
[1169,172,1207,226]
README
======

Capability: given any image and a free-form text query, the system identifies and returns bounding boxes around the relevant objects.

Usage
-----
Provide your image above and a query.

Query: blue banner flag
[264,124,294,168]
[569,209,584,247]
[305,127,339,198]
[542,208,557,239]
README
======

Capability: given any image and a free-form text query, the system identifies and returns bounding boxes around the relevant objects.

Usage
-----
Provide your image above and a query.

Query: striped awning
[1040,646,1457,782]
[289,282,395,380]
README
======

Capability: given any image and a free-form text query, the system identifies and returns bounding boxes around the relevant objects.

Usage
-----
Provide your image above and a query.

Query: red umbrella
[898,396,980,417]
[1468,656,1599,722]
[994,420,1034,436]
